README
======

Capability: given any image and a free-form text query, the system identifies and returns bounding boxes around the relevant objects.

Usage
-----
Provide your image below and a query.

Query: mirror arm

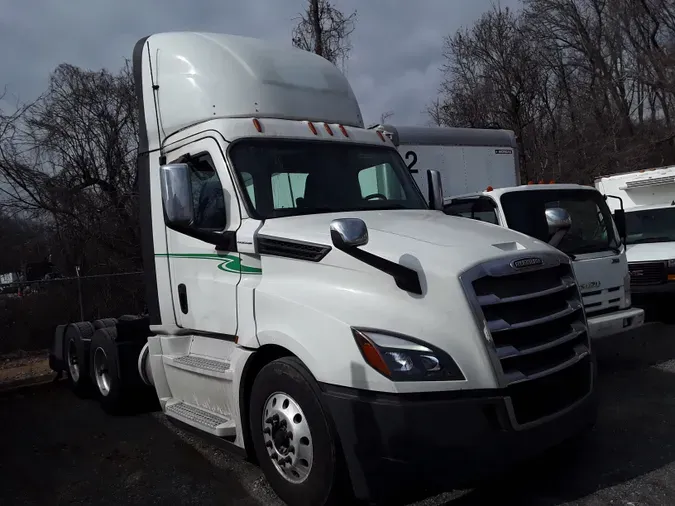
[335,242,422,295]
[166,223,238,251]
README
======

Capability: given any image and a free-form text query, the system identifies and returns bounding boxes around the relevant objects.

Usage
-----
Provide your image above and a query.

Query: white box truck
[49,33,597,506]
[595,166,675,303]
[374,125,644,340]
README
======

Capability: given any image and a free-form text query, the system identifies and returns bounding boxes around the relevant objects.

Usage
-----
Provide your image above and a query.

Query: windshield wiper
[629,236,674,244]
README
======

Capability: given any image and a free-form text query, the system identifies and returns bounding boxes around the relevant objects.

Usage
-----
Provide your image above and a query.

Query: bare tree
[0,61,140,274]
[380,110,394,124]
[432,0,675,183]
[292,0,357,71]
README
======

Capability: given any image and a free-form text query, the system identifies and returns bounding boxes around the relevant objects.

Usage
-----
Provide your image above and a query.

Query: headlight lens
[624,271,631,307]
[668,259,675,268]
[352,328,464,381]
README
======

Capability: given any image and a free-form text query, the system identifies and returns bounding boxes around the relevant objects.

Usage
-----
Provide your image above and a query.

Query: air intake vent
[624,175,675,189]
[257,236,331,262]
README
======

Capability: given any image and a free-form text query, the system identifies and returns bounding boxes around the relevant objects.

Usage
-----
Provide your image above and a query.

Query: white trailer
[595,166,675,298]
[50,32,597,506]
[371,124,520,200]
[375,125,643,340]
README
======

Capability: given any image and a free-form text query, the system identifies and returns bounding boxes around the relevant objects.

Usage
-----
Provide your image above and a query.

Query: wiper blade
[630,237,673,244]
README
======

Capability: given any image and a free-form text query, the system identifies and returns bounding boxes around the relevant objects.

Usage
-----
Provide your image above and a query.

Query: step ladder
[165,399,236,437]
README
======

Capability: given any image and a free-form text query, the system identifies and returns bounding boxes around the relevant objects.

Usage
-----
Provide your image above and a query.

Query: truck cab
[50,31,598,506]
[444,185,644,339]
[596,167,675,300]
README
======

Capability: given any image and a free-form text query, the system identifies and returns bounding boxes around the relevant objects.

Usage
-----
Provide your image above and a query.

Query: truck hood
[626,241,675,263]
[258,210,556,275]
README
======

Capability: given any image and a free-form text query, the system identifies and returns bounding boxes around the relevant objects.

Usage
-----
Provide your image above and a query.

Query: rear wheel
[89,327,125,414]
[249,357,349,506]
[64,322,94,397]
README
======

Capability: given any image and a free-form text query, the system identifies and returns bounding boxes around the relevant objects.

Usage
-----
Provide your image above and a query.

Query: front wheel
[249,357,350,506]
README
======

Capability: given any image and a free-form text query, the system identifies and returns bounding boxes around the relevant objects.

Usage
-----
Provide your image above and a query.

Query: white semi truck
[374,125,644,340]
[49,32,597,506]
[595,166,675,303]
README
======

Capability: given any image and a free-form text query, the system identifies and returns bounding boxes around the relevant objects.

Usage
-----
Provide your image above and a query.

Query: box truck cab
[374,124,643,340]
[444,185,643,339]
[596,167,675,298]
[54,32,597,506]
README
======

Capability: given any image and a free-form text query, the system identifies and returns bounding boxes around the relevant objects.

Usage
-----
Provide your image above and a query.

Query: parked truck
[50,32,597,506]
[595,166,675,305]
[374,124,644,340]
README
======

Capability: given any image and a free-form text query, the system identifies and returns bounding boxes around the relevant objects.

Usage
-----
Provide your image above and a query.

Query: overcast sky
[0,0,520,127]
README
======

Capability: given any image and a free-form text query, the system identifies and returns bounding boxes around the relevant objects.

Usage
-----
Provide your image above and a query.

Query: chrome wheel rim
[262,392,313,484]
[93,347,111,396]
[67,339,79,383]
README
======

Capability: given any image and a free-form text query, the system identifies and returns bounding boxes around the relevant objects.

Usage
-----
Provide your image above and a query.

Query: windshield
[625,207,675,244]
[229,139,427,219]
[500,189,620,255]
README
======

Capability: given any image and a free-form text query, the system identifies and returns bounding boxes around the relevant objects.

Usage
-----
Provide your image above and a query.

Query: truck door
[164,137,241,337]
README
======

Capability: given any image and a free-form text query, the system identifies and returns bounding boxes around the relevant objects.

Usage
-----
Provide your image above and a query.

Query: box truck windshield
[230,139,427,217]
[500,189,621,256]
[625,207,675,245]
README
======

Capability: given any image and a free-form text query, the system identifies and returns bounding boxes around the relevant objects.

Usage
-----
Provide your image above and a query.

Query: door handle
[178,283,189,314]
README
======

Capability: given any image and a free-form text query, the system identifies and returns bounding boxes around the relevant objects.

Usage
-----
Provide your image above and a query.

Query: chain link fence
[0,271,146,354]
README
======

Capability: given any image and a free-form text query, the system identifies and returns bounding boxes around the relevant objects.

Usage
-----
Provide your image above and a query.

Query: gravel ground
[1,322,675,506]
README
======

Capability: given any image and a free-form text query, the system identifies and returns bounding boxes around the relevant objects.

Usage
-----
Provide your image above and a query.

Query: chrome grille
[460,252,592,425]
[628,261,666,286]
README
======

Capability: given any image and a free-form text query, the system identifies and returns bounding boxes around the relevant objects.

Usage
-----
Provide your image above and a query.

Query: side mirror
[330,218,369,251]
[613,209,626,243]
[160,163,194,227]
[427,169,444,211]
[545,207,572,248]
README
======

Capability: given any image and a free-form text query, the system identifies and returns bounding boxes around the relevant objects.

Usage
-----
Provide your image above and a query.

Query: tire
[64,322,95,397]
[93,318,118,330]
[89,327,126,414]
[249,357,349,506]
[49,324,68,372]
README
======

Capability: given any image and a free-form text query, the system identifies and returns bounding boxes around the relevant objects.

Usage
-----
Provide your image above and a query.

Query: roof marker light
[486,186,493,191]
[252,118,262,133]
[538,180,544,184]
[308,121,318,135]
[324,123,334,136]
[339,124,349,137]
[549,180,555,184]
[528,181,534,185]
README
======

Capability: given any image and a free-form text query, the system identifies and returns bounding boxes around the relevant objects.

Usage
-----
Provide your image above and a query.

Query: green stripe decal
[156,253,262,274]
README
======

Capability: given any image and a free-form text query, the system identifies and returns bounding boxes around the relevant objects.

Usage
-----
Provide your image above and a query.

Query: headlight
[624,271,631,307]
[351,328,464,381]
[668,259,675,268]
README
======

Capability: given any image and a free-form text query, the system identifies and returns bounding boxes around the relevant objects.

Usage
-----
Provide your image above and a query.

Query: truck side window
[444,198,498,224]
[358,163,405,200]
[183,153,226,230]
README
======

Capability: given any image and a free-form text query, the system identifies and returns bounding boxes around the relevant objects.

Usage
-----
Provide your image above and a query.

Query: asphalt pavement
[1,322,675,506]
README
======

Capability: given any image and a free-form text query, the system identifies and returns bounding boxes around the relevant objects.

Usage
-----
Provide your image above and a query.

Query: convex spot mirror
[545,207,572,248]
[330,218,369,250]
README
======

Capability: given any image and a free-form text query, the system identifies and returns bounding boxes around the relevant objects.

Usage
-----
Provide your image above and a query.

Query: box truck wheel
[64,322,94,397]
[249,357,349,506]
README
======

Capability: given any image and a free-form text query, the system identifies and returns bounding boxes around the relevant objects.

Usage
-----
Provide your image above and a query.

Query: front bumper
[321,357,598,504]
[632,281,675,294]
[586,307,645,339]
